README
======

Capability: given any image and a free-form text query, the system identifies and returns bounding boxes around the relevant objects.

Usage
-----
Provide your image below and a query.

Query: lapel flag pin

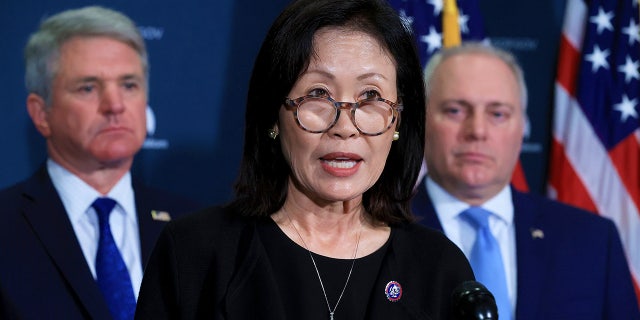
[531,228,544,239]
[385,281,402,302]
[151,210,171,222]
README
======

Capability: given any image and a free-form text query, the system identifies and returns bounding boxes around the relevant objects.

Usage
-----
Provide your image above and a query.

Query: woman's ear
[268,124,280,139]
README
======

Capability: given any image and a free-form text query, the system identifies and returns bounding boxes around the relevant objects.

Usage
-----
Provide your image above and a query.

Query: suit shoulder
[0,181,26,201]
[163,205,248,245]
[171,205,242,227]
[392,222,474,279]
[0,180,32,225]
[515,191,617,232]
[394,222,466,257]
[148,205,255,274]
[0,169,51,212]
[398,221,449,241]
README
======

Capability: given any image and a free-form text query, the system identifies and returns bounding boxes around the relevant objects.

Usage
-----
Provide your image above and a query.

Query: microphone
[452,281,499,320]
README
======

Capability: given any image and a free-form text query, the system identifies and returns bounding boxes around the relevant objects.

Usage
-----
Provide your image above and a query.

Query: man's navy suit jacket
[412,184,640,320]
[0,166,199,319]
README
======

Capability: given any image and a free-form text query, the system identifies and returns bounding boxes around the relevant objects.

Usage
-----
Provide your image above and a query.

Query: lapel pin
[530,228,544,239]
[384,281,402,302]
[151,210,171,222]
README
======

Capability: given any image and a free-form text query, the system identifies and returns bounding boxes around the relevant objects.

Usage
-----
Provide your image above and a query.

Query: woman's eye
[308,88,329,97]
[362,90,381,100]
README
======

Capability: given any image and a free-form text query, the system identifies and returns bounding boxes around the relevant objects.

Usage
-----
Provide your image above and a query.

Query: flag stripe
[510,159,529,192]
[556,35,581,97]
[551,85,609,211]
[547,138,598,213]
[562,0,587,49]
[609,136,640,212]
[635,277,640,310]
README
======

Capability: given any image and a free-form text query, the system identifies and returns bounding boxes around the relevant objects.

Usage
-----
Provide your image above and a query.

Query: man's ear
[26,93,51,137]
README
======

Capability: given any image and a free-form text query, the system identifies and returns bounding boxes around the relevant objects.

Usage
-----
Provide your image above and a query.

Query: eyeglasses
[283,95,403,136]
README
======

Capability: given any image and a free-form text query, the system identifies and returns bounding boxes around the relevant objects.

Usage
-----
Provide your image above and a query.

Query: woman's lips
[320,152,362,177]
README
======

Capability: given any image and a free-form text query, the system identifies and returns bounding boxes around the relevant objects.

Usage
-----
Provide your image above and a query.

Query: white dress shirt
[47,159,143,299]
[425,176,517,317]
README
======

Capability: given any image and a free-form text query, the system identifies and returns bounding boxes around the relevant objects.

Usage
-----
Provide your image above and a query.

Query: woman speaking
[135,0,474,319]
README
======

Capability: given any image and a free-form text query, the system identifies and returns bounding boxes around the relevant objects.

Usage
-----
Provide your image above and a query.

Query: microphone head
[452,281,499,320]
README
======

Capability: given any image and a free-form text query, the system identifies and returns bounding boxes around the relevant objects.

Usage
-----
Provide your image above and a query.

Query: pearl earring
[393,131,400,141]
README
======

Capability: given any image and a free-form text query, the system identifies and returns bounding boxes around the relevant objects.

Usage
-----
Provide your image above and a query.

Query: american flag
[388,0,486,68]
[549,0,640,304]
[388,0,530,191]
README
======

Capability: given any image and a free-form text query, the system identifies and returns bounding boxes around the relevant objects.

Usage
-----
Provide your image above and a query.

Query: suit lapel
[133,182,172,267]
[511,189,548,319]
[20,167,111,319]
[411,183,444,232]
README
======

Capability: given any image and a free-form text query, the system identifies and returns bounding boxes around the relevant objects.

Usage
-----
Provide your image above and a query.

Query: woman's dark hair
[228,0,425,224]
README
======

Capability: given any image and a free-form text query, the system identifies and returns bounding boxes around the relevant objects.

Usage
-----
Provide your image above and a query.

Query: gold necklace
[285,211,361,320]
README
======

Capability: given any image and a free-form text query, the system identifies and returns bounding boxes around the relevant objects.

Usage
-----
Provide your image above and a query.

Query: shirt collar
[47,159,136,222]
[425,176,514,225]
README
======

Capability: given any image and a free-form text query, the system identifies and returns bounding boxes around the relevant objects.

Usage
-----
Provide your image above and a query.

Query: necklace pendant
[330,312,334,320]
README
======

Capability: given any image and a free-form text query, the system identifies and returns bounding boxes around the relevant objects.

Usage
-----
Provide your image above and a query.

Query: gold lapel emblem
[151,210,171,222]
[530,228,544,239]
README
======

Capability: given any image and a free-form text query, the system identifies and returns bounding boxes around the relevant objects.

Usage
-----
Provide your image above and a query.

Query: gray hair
[423,42,528,112]
[24,6,148,105]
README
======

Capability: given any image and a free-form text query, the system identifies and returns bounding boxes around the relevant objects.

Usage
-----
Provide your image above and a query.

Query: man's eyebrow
[120,74,144,81]
[71,76,99,83]
[486,101,516,109]
[440,99,473,108]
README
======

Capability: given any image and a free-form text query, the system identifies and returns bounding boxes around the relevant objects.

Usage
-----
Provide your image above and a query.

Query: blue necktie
[461,207,511,320]
[92,197,136,320]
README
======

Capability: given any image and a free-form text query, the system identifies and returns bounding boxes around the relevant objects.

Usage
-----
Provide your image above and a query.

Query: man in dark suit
[0,6,197,319]
[412,42,640,319]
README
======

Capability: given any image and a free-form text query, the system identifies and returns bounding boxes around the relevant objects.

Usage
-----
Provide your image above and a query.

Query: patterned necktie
[460,207,511,320]
[92,197,136,320]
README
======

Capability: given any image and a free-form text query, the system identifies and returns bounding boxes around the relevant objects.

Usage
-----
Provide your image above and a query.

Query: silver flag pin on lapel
[151,210,171,222]
[531,228,544,239]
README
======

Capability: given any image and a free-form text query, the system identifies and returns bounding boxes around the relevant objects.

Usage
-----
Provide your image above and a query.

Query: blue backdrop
[0,0,565,207]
